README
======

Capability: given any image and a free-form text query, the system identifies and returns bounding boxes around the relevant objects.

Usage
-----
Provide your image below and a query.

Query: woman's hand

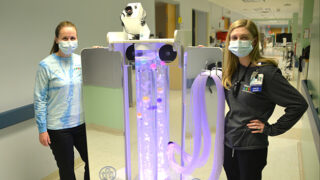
[247,120,265,133]
[39,132,51,146]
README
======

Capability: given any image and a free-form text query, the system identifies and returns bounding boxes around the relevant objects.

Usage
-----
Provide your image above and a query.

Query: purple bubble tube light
[135,44,170,180]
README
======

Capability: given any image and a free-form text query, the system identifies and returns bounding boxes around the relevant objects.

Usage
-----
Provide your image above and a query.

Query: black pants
[48,123,90,180]
[223,145,267,180]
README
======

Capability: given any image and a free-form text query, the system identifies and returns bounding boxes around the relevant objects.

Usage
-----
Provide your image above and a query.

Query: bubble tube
[166,69,225,180]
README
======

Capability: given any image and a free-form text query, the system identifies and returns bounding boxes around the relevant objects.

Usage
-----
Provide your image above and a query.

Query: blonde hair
[222,19,278,89]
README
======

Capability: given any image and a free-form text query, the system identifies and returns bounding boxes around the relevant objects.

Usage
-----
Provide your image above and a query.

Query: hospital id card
[250,73,263,92]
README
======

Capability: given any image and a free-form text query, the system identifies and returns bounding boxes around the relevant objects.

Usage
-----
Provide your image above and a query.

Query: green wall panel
[83,85,124,130]
[302,0,315,48]
[308,0,320,111]
[292,13,299,44]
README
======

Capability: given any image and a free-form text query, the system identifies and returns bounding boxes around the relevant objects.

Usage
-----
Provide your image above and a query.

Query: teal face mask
[228,40,253,57]
[58,40,78,55]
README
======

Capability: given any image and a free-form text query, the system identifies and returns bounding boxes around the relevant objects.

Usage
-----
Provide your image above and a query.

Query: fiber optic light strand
[167,70,225,180]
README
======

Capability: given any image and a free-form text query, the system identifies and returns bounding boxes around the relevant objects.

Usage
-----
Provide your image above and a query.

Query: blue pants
[223,145,267,180]
[48,123,90,180]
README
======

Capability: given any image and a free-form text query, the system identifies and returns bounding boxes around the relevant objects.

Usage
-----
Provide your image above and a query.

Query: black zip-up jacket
[224,63,308,150]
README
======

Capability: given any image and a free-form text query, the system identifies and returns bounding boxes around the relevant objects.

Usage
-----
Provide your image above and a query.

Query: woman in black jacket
[221,19,308,180]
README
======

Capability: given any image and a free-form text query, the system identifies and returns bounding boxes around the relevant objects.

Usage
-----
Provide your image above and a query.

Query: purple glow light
[135,45,170,180]
[208,70,225,180]
[167,70,225,179]
[150,63,157,69]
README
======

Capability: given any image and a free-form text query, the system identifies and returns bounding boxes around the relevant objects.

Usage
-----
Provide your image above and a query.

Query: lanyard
[232,62,252,98]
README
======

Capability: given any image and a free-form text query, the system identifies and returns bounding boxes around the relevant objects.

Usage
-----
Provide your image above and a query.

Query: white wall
[174,0,211,30]
[209,2,247,31]
[0,119,58,180]
[0,0,127,113]
[230,11,248,23]
[210,3,224,30]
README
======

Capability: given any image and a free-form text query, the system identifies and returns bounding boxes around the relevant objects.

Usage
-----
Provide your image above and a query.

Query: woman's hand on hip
[247,119,265,133]
[39,132,51,146]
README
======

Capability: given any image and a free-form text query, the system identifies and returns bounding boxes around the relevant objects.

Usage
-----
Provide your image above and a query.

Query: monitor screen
[276,33,292,43]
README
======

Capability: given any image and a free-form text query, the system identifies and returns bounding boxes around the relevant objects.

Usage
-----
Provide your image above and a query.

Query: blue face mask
[58,41,78,55]
[228,40,253,57]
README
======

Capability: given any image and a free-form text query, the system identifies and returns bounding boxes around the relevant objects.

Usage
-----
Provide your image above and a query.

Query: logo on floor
[99,166,116,180]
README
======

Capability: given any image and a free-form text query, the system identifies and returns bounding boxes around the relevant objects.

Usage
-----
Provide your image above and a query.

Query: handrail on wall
[301,80,320,162]
[0,104,34,129]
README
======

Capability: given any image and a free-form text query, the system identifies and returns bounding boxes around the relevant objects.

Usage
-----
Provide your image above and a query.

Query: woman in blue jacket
[34,21,89,180]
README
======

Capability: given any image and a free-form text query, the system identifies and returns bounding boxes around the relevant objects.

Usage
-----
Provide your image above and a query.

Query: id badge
[250,73,263,92]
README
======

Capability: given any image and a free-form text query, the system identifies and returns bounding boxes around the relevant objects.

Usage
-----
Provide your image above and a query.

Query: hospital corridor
[0,0,319,180]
